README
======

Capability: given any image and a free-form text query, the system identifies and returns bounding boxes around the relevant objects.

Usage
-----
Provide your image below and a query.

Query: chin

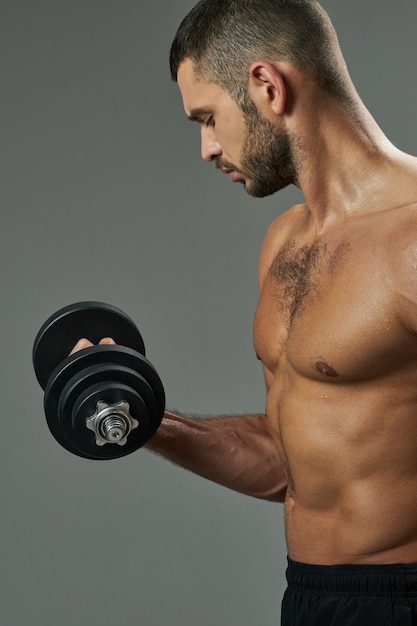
[245,185,276,199]
[246,180,292,198]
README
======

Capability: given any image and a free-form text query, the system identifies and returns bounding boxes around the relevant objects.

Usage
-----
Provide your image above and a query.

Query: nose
[200,127,222,162]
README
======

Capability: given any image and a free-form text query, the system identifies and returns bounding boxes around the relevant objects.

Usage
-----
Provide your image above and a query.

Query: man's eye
[205,117,215,128]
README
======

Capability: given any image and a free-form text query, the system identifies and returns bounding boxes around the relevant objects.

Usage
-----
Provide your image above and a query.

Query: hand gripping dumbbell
[32,302,165,460]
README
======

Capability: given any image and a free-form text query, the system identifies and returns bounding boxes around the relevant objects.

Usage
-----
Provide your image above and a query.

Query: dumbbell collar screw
[85,401,139,447]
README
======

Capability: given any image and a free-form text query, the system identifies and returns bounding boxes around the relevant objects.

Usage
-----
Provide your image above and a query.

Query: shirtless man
[74,1,417,623]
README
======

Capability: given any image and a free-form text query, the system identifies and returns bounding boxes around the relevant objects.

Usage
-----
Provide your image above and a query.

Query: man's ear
[247,61,287,117]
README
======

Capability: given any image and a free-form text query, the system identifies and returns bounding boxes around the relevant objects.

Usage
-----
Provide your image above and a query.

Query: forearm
[146,411,287,502]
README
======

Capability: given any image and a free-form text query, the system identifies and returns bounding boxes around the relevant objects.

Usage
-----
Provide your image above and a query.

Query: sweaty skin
[255,199,417,565]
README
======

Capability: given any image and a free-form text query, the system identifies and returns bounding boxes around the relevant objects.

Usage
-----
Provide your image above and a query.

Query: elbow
[254,483,287,503]
[244,475,288,503]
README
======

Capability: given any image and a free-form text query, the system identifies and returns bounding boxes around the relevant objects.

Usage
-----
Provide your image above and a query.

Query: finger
[98,337,116,345]
[69,338,94,355]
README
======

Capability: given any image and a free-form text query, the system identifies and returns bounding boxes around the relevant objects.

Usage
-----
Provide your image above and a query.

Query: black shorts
[281,557,417,626]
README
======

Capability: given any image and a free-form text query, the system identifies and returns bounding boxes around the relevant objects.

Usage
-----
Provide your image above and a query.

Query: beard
[217,96,300,198]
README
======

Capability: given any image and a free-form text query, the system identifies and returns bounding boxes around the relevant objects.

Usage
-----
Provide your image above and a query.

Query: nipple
[315,360,339,378]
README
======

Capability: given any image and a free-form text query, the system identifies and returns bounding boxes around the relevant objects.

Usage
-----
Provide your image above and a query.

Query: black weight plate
[45,362,154,454]
[33,302,146,389]
[45,345,165,417]
[57,363,159,432]
[43,346,165,457]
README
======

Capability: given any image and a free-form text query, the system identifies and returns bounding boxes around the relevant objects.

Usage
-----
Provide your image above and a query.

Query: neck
[291,90,417,233]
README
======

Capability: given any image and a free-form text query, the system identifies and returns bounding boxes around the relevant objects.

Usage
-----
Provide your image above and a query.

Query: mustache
[215,158,239,172]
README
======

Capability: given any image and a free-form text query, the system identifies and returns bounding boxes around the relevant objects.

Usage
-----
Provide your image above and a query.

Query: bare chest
[254,237,412,381]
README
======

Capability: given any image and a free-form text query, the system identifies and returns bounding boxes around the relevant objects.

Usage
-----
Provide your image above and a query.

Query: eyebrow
[187,107,212,122]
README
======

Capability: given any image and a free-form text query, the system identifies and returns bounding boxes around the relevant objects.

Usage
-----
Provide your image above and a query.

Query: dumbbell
[33,301,165,460]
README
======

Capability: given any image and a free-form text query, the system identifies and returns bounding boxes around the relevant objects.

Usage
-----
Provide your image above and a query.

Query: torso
[254,202,417,564]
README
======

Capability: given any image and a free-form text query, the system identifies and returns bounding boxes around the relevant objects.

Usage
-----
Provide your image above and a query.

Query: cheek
[221,111,246,142]
[222,126,246,158]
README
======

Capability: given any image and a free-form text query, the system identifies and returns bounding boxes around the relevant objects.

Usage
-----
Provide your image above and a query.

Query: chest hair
[269,239,349,326]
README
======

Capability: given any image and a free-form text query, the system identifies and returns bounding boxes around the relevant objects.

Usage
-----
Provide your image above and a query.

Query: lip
[229,170,241,182]
[221,167,239,182]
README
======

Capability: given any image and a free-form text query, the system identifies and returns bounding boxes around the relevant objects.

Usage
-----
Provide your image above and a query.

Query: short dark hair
[170,0,352,104]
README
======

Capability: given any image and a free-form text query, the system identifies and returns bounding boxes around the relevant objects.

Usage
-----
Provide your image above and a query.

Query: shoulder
[258,203,309,288]
[383,205,417,274]
[382,205,417,332]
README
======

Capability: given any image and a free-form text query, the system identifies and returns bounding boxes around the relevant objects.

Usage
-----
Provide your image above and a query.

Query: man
[75,1,417,623]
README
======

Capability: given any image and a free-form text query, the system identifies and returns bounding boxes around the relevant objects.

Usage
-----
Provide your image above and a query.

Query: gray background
[2,1,417,624]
